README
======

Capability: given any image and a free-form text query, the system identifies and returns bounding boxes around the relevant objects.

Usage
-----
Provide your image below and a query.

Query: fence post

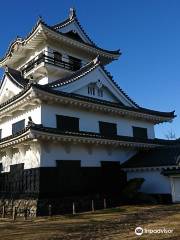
[24,208,28,220]
[91,200,94,212]
[48,204,52,217]
[72,202,76,215]
[12,207,16,221]
[2,205,5,218]
[103,198,107,209]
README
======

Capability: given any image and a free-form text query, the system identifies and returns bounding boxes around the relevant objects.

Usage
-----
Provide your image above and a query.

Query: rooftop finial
[5,65,8,73]
[37,15,44,24]
[93,55,100,65]
[69,8,76,20]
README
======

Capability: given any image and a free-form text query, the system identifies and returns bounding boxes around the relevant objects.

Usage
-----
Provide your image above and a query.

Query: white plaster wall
[57,67,134,107]
[41,104,155,139]
[40,141,136,167]
[17,45,47,70]
[74,85,119,102]
[1,143,41,172]
[58,21,92,44]
[0,106,41,138]
[0,76,22,104]
[127,170,171,194]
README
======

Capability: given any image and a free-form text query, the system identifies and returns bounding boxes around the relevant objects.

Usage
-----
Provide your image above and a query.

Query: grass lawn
[0,204,180,240]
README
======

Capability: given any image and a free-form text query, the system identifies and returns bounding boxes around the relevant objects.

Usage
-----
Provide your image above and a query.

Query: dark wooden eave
[122,145,180,169]
[52,8,96,46]
[0,124,178,150]
[45,57,139,108]
[5,67,29,88]
[0,80,175,122]
[0,17,120,65]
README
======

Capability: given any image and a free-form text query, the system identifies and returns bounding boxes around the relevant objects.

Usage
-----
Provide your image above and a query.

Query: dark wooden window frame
[99,121,117,136]
[56,115,79,132]
[132,126,148,139]
[68,55,82,71]
[12,119,25,135]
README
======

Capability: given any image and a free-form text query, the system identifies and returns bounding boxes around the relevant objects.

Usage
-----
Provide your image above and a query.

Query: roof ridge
[100,65,140,108]
[0,14,120,65]
[35,84,175,120]
[51,8,96,46]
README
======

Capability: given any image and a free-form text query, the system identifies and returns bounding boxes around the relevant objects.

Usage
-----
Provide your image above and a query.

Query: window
[98,89,103,97]
[53,51,62,62]
[12,119,25,135]
[133,126,148,139]
[56,115,79,132]
[88,85,95,95]
[99,121,117,136]
[68,55,82,71]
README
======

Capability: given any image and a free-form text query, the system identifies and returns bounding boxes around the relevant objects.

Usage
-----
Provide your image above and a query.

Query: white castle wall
[1,142,41,172]
[40,141,136,167]
[41,104,155,139]
[0,106,41,138]
[0,101,154,172]
[127,170,171,194]
[0,77,22,104]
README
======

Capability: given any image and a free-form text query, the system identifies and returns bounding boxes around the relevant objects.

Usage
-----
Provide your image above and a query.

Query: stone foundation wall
[0,194,122,217]
[0,198,37,217]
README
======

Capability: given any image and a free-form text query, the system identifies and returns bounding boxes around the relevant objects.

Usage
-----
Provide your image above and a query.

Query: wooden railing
[21,52,82,75]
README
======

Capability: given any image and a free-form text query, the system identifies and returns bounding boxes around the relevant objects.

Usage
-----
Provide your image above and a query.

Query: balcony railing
[21,51,82,75]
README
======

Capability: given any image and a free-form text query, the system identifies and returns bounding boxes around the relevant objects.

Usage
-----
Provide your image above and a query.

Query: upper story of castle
[0,8,120,84]
[0,8,175,139]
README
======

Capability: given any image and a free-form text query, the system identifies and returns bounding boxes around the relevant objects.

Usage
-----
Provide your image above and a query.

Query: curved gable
[0,75,22,104]
[51,64,138,107]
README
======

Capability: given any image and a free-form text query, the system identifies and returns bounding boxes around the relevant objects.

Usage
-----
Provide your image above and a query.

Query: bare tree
[165,129,176,140]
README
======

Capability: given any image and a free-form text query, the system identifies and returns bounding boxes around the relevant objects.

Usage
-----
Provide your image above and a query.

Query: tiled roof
[0,124,177,147]
[101,65,139,107]
[0,74,175,120]
[45,57,139,108]
[36,84,175,118]
[5,67,29,88]
[121,145,180,168]
[52,8,96,46]
[30,125,177,146]
[0,16,120,64]
[45,59,175,114]
[46,22,121,56]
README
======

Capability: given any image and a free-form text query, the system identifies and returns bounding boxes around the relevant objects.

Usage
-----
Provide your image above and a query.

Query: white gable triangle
[0,75,22,104]
[56,19,93,45]
[56,66,137,107]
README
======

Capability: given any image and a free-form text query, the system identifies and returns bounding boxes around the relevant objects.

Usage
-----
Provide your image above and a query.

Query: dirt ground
[0,204,180,240]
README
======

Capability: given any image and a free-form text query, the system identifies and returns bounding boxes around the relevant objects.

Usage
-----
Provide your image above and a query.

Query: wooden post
[72,202,76,215]
[48,204,52,217]
[24,208,28,220]
[2,205,5,218]
[103,198,107,209]
[91,200,94,212]
[12,207,16,221]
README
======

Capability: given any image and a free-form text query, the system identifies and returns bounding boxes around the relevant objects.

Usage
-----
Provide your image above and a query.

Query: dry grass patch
[0,204,180,240]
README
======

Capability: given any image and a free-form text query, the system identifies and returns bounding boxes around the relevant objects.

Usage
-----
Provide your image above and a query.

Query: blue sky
[0,0,179,139]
